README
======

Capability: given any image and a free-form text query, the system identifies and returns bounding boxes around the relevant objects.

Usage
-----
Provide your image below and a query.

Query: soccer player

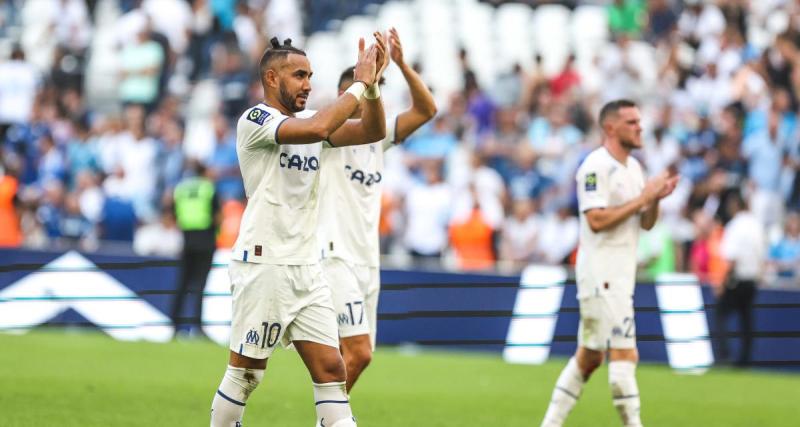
[540,100,678,427]
[210,35,387,427]
[318,27,437,393]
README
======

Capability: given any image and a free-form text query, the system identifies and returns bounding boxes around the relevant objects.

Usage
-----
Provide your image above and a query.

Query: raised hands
[388,27,404,66]
[353,37,379,86]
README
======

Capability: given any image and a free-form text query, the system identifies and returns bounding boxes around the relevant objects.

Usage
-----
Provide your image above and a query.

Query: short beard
[620,138,638,150]
[279,83,303,113]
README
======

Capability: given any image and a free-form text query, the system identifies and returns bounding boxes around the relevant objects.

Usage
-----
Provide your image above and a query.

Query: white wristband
[345,81,367,100]
[364,84,381,100]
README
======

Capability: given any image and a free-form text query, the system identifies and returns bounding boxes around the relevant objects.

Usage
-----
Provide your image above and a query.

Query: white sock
[609,361,642,427]
[541,357,586,427]
[314,382,356,427]
[210,365,264,427]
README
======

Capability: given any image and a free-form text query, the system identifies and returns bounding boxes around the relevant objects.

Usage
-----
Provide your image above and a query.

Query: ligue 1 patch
[585,172,598,191]
[246,108,270,126]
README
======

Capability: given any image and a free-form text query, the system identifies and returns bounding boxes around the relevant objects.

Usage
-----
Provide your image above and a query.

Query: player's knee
[316,354,347,383]
[348,345,372,371]
[224,365,265,396]
[576,349,603,377]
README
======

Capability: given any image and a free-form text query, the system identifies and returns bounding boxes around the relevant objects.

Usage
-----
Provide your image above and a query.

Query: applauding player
[318,27,437,393]
[210,34,387,427]
[540,100,678,427]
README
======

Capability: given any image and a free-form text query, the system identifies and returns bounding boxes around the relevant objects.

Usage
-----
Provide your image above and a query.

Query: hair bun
[270,37,281,48]
[283,38,293,47]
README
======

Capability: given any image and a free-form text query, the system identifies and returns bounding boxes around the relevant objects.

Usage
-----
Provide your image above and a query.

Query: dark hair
[598,99,637,126]
[338,65,385,89]
[258,37,306,76]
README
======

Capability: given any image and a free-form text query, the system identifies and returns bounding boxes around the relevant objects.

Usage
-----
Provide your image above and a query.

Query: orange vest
[449,208,495,270]
[216,199,245,249]
[0,175,22,247]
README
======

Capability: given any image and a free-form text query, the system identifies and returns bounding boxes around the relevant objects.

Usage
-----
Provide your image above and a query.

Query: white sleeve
[719,222,738,261]
[577,163,609,212]
[382,115,399,152]
[238,106,288,150]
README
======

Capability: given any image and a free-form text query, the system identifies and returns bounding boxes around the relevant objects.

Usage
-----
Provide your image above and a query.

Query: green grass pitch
[0,331,796,426]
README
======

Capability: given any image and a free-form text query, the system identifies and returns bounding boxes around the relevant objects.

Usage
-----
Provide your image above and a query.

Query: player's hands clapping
[373,31,390,84]
[642,171,679,203]
[388,27,405,66]
[353,38,379,86]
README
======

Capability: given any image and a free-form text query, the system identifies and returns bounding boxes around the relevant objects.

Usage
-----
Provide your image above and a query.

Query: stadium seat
[531,4,572,76]
[494,3,534,72]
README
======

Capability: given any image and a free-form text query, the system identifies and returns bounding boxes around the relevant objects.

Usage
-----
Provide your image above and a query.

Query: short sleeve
[382,115,399,152]
[237,106,287,150]
[576,163,609,213]
[719,222,738,261]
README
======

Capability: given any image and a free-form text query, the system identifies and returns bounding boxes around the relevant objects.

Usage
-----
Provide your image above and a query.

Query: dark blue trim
[315,400,349,406]
[217,390,246,407]
[243,250,248,262]
[612,394,640,400]
[239,344,243,355]
[556,386,579,400]
[274,118,286,145]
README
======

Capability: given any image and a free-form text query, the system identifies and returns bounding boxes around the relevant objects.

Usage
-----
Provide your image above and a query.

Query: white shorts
[577,293,636,351]
[321,257,380,348]
[228,260,339,359]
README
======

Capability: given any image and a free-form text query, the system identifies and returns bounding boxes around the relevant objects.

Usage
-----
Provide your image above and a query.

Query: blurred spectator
[678,0,726,49]
[133,209,183,257]
[607,0,646,38]
[207,114,244,201]
[404,160,452,268]
[717,192,766,366]
[526,102,582,186]
[768,212,800,285]
[403,116,458,160]
[449,183,497,271]
[113,105,159,220]
[36,133,66,187]
[549,54,581,99]
[743,111,788,228]
[536,203,579,265]
[118,21,165,109]
[99,197,137,242]
[646,0,678,44]
[0,46,41,140]
[493,64,525,108]
[0,164,22,247]
[172,161,219,337]
[637,215,677,277]
[212,44,250,122]
[216,198,244,249]
[499,198,540,269]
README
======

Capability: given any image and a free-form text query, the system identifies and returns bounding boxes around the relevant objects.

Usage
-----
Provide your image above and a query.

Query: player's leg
[608,348,641,427]
[291,264,358,427]
[541,297,607,427]
[211,352,268,427]
[295,340,356,426]
[171,248,193,337]
[714,289,733,363]
[323,259,376,393]
[607,295,642,427]
[192,248,215,336]
[340,334,373,392]
[210,261,284,427]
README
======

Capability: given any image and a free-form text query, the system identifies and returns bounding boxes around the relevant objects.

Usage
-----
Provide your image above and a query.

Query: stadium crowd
[1,0,799,289]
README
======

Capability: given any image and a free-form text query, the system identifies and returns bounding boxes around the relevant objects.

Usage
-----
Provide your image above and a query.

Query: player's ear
[265,68,279,88]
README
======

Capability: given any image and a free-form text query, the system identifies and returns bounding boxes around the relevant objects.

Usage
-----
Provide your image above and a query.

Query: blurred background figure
[171,161,219,338]
[717,191,766,366]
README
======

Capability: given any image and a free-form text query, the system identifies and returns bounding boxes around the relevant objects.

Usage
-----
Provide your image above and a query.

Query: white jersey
[232,103,325,265]
[317,117,398,267]
[575,147,645,298]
